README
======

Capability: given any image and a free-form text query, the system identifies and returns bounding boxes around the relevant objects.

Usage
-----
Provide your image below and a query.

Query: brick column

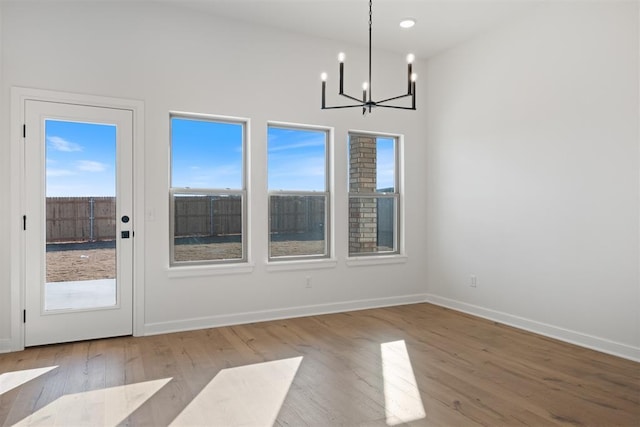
[349,135,377,253]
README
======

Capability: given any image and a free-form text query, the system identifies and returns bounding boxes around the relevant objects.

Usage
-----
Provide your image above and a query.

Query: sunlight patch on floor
[0,366,58,396]
[170,356,303,427]
[13,377,171,426]
[381,340,426,426]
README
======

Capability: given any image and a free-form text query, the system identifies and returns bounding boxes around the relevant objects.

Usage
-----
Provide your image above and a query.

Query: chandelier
[321,0,417,114]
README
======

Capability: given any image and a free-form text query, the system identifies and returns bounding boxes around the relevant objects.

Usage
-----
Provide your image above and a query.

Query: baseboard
[0,339,12,354]
[144,293,428,336]
[424,294,640,363]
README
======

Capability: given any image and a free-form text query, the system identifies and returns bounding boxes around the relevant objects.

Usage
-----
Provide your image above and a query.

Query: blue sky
[48,118,395,197]
[268,127,326,191]
[46,120,116,197]
[172,118,243,189]
[376,137,396,191]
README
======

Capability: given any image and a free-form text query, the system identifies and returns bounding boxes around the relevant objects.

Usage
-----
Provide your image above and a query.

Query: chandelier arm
[340,93,364,103]
[322,103,368,110]
[377,93,413,104]
[375,104,416,110]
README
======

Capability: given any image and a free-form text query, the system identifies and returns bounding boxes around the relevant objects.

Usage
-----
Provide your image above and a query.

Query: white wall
[425,2,639,359]
[2,1,637,361]
[0,1,9,351]
[0,1,427,346]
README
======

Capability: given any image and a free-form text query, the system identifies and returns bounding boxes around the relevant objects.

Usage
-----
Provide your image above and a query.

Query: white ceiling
[170,0,542,59]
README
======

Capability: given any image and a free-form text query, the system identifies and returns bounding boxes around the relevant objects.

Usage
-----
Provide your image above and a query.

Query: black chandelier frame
[321,0,416,114]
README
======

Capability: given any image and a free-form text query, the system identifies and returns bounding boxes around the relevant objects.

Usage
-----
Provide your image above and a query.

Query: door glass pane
[45,120,117,311]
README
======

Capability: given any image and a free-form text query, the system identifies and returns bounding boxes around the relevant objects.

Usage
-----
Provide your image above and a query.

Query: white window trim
[347,131,405,259]
[167,262,255,278]
[267,122,334,263]
[169,112,250,267]
[345,255,408,267]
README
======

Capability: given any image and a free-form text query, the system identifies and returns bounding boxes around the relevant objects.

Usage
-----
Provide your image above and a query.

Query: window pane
[45,120,117,310]
[170,115,246,265]
[377,137,395,192]
[270,195,326,258]
[171,118,243,189]
[349,133,399,256]
[349,196,396,254]
[376,197,396,251]
[268,127,326,191]
[173,193,243,262]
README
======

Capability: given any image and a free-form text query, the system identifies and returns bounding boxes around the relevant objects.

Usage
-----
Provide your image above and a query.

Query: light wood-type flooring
[1,303,638,426]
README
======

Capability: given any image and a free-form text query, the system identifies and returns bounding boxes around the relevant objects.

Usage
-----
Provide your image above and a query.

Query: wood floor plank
[0,303,638,426]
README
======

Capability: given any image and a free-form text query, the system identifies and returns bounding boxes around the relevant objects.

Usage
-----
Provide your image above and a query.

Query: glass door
[24,100,133,346]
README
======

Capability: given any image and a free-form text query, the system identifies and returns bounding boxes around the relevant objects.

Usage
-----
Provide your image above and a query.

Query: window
[268,124,330,260]
[348,133,400,256]
[170,114,247,265]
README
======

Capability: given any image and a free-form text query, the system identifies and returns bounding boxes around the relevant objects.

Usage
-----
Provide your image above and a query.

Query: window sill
[345,254,408,267]
[168,263,255,279]
[266,258,338,272]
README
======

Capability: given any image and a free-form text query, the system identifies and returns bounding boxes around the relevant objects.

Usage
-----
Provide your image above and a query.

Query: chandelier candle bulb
[407,54,415,93]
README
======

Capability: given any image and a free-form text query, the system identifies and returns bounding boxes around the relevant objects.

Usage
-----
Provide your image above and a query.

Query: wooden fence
[269,195,325,235]
[47,197,116,243]
[173,195,325,237]
[47,196,391,244]
[46,195,328,243]
[174,195,243,237]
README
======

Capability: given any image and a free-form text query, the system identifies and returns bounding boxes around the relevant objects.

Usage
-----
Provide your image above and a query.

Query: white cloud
[268,139,325,153]
[77,160,107,173]
[188,164,242,189]
[46,169,75,177]
[47,136,82,152]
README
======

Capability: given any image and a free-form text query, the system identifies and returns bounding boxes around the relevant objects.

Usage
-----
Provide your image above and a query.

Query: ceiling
[170,0,542,59]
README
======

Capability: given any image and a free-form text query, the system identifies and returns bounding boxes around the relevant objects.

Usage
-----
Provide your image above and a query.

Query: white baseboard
[0,339,12,354]
[424,294,640,363]
[144,293,428,336]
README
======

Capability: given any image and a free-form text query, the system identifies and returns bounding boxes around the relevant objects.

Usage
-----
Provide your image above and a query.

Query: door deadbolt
[121,215,130,223]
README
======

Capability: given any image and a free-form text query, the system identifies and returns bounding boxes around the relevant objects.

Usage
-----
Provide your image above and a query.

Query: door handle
[121,231,130,239]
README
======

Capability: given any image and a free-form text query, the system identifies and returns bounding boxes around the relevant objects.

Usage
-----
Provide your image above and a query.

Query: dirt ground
[174,243,243,262]
[47,240,325,282]
[47,249,116,282]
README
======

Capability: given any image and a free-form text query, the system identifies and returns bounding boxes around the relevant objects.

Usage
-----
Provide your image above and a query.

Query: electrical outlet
[306,276,312,288]
[470,275,477,288]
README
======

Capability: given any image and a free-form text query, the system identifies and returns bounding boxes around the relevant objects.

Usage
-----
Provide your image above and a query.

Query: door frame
[10,87,145,351]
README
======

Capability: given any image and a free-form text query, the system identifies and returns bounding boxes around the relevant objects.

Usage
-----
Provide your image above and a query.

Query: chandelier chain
[368,0,373,104]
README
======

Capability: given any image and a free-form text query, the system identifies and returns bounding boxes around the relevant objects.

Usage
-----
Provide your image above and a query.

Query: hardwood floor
[1,303,638,426]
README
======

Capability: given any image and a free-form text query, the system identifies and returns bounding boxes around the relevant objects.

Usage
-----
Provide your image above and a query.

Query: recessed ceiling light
[399,19,416,29]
